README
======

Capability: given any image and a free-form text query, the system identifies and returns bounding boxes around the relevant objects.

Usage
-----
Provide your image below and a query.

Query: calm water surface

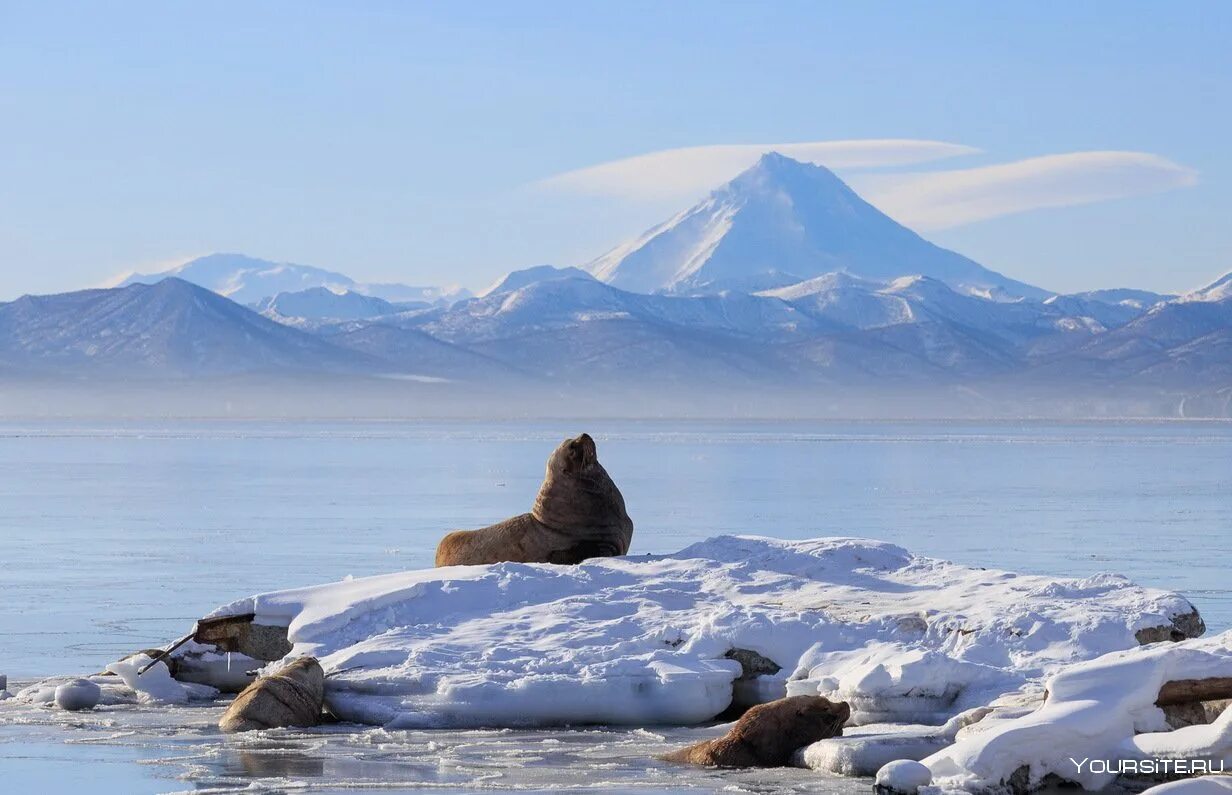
[1,419,1229,793]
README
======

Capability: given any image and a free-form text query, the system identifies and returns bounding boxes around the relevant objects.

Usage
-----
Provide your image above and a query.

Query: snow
[53,678,101,711]
[799,706,999,776]
[901,631,1232,793]
[116,253,469,306]
[877,759,933,792]
[1144,777,1232,794]
[1182,272,1232,303]
[186,535,1196,730]
[105,654,217,705]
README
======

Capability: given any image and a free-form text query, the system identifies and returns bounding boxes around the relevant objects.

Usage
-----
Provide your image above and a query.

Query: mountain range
[3,153,1229,417]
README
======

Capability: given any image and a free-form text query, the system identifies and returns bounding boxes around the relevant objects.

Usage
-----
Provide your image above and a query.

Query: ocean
[1,419,1229,793]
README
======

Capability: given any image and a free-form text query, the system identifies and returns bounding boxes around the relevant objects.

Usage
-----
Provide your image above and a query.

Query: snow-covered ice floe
[895,631,1232,793]
[184,536,1199,730]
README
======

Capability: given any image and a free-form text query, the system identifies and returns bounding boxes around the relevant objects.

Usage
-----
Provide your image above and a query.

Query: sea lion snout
[549,433,598,475]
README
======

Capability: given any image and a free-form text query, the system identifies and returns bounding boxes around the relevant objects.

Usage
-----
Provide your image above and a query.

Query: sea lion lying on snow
[662,695,850,768]
[435,433,633,566]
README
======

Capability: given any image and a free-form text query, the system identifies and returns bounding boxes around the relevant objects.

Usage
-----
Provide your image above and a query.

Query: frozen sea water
[1,419,1229,793]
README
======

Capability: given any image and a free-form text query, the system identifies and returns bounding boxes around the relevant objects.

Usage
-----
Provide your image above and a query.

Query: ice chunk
[902,631,1232,793]
[875,759,932,793]
[1143,777,1232,794]
[54,678,101,711]
[106,654,218,704]
[183,536,1198,729]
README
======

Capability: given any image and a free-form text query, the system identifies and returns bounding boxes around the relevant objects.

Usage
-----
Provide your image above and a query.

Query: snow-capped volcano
[587,152,1048,300]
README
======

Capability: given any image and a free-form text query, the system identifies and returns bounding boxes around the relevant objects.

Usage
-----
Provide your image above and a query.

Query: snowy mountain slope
[117,253,470,306]
[1028,289,1232,384]
[255,287,405,322]
[1180,270,1232,303]
[1041,295,1148,330]
[759,272,916,329]
[0,278,371,377]
[1064,287,1173,309]
[587,152,1049,299]
[759,272,1110,353]
[465,317,796,386]
[394,276,837,345]
[321,323,532,382]
[479,265,596,297]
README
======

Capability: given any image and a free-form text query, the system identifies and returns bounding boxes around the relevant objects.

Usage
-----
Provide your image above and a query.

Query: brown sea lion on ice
[661,695,850,768]
[218,656,324,733]
[434,433,633,566]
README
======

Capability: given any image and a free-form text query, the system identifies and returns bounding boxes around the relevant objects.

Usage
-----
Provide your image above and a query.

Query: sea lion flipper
[545,540,619,565]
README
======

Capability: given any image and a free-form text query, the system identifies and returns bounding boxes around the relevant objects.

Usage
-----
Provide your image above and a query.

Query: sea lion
[661,695,850,768]
[218,656,324,733]
[434,433,633,566]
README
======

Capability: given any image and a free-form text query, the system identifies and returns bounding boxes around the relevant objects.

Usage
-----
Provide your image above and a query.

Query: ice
[877,759,933,792]
[53,678,101,711]
[1144,777,1232,794]
[105,654,217,705]
[902,631,1232,793]
[185,535,1196,729]
[799,707,994,776]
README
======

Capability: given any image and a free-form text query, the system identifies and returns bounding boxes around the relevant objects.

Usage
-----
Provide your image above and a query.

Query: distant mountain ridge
[0,278,367,377]
[9,152,1229,415]
[6,264,1231,414]
[479,265,595,297]
[116,253,471,306]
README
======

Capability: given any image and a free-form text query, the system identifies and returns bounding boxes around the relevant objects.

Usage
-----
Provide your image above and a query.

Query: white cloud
[851,151,1199,230]
[534,139,980,201]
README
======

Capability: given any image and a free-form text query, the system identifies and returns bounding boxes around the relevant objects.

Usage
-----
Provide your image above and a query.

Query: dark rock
[1136,609,1206,645]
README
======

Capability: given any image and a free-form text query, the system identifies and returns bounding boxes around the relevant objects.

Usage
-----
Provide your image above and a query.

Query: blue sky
[1,1,1229,298]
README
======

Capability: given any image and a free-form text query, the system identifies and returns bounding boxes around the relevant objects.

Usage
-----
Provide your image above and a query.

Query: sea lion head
[548,433,598,476]
[532,433,633,554]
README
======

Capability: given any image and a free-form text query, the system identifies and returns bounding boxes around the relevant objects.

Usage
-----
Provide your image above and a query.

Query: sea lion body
[218,656,324,733]
[662,695,850,768]
[435,434,633,566]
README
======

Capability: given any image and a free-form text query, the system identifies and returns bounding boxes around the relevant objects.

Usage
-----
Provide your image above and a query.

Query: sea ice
[53,678,101,711]
[180,536,1197,730]
[105,654,217,704]
[1143,777,1232,794]
[902,631,1232,793]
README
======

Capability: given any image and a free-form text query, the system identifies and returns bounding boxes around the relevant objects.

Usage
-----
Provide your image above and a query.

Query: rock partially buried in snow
[53,678,101,711]
[875,759,932,794]
[661,695,849,767]
[219,657,324,733]
[1137,608,1207,645]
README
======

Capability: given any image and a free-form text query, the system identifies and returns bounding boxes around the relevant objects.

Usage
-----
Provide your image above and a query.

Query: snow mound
[908,631,1232,793]
[195,536,1197,729]
[1144,777,1232,794]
